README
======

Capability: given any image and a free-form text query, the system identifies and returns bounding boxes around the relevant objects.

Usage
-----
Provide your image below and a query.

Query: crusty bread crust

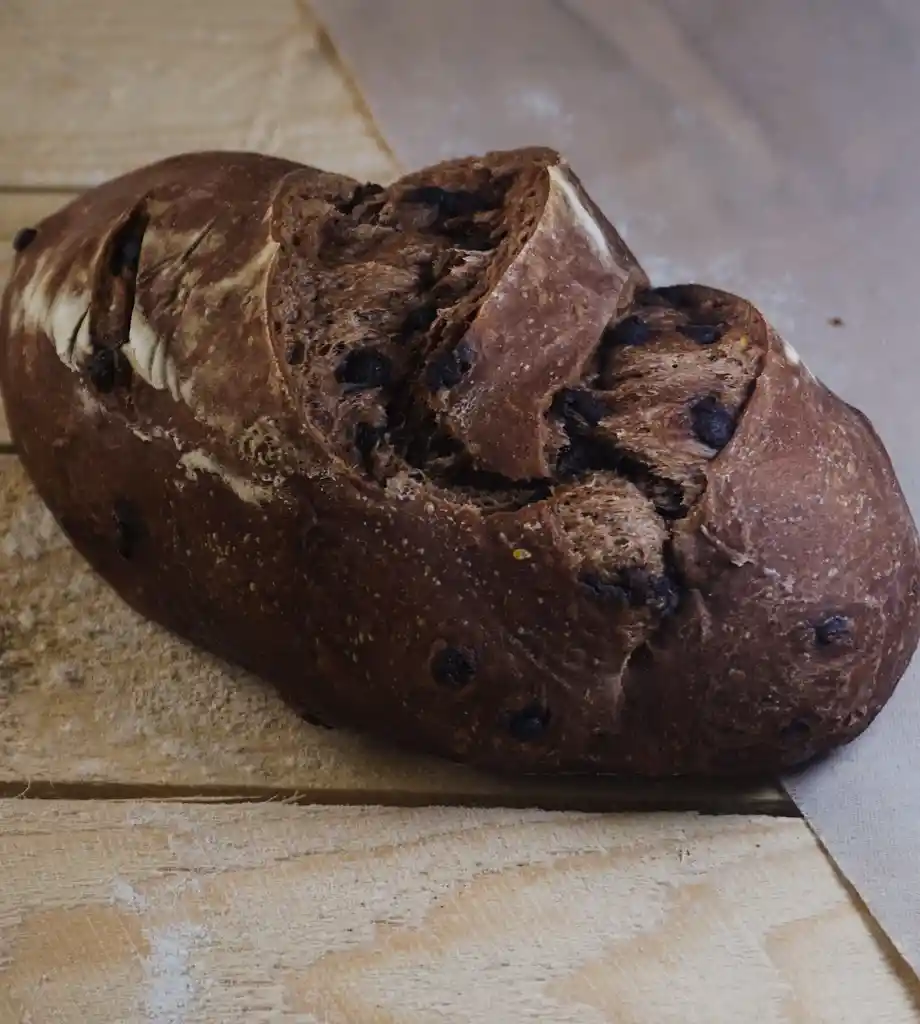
[2,148,918,777]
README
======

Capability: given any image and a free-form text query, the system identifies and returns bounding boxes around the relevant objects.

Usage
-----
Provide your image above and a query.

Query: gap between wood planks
[309,11,403,176]
[0,778,798,815]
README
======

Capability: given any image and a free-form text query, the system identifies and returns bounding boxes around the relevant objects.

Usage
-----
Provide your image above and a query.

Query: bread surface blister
[2,147,918,777]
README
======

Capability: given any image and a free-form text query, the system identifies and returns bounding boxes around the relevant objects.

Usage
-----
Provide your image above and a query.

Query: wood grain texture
[1,800,917,1024]
[0,454,788,812]
[0,0,398,189]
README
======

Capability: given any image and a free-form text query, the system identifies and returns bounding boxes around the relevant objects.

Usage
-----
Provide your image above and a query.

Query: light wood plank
[0,0,397,189]
[0,454,787,812]
[0,190,77,241]
[0,800,916,1023]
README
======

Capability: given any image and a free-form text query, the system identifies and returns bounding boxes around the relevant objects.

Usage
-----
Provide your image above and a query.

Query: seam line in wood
[308,4,404,176]
[0,779,799,815]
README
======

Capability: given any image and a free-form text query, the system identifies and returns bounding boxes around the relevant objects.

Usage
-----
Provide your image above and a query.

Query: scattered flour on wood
[142,921,207,1024]
[110,877,207,1023]
[1,495,69,561]
[111,878,149,913]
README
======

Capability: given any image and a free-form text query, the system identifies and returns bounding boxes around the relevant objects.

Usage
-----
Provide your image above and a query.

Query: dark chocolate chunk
[581,568,679,616]
[552,388,607,428]
[678,323,724,345]
[285,340,306,365]
[425,341,474,391]
[555,432,621,479]
[508,702,551,742]
[86,348,118,393]
[335,348,392,389]
[635,288,678,311]
[780,718,812,743]
[555,443,589,480]
[619,569,657,607]
[647,478,688,519]
[690,396,736,450]
[12,227,38,253]
[604,315,652,347]
[400,304,438,337]
[814,614,851,646]
[645,574,682,616]
[431,646,476,688]
[581,574,630,604]
[403,185,492,219]
[112,498,146,559]
[354,422,385,461]
[339,182,385,216]
[452,232,494,251]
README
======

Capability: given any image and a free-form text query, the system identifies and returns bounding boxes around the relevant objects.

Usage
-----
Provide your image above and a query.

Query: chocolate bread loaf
[1,147,918,777]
